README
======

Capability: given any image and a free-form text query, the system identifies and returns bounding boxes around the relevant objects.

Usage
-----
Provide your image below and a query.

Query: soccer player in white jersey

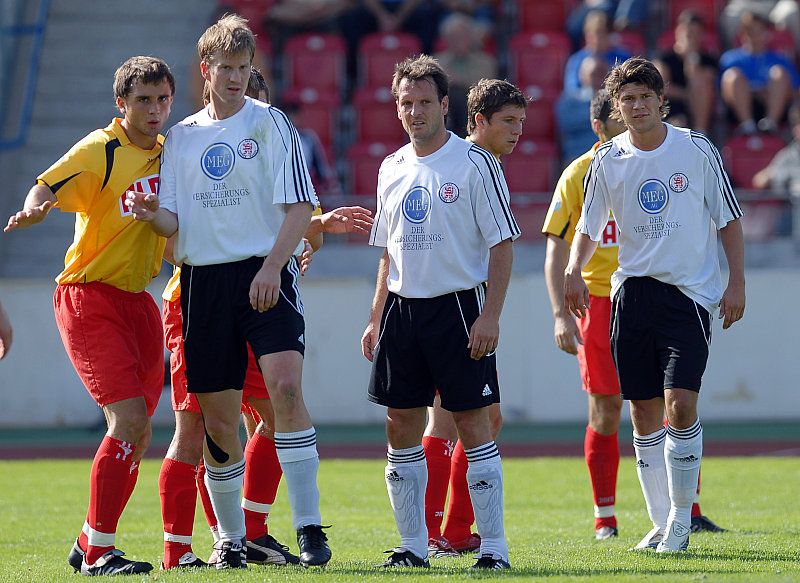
[361,55,520,570]
[564,57,746,553]
[126,14,331,569]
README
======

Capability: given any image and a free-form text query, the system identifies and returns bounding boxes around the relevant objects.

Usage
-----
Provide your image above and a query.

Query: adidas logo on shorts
[482,385,492,397]
[298,333,305,346]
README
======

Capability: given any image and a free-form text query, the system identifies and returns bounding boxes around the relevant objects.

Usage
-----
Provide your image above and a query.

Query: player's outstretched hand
[299,239,313,276]
[4,200,53,232]
[719,280,745,329]
[554,313,582,355]
[321,206,374,235]
[124,190,161,221]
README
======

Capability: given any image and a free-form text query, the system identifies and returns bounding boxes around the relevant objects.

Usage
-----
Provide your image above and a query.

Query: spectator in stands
[565,0,648,51]
[753,103,800,194]
[556,54,610,165]
[280,95,342,196]
[434,12,498,137]
[719,11,800,134]
[564,10,631,92]
[263,0,354,52]
[339,0,442,80]
[654,10,718,135]
[720,0,800,48]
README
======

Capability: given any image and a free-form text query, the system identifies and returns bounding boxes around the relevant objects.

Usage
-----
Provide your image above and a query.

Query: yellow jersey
[541,144,619,297]
[39,118,166,293]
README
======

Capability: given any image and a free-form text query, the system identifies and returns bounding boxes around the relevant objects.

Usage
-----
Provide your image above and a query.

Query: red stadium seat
[722,134,786,188]
[279,88,340,154]
[359,32,423,89]
[610,30,646,56]
[503,139,559,194]
[347,141,405,196]
[283,33,347,93]
[516,0,576,32]
[510,199,550,242]
[521,89,558,140]
[509,31,571,92]
[228,0,276,40]
[352,86,407,144]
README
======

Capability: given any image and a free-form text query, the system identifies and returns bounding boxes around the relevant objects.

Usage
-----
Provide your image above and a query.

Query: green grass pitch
[1,457,798,582]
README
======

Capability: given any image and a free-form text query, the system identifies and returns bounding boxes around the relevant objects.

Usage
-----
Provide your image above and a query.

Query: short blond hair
[197,13,255,64]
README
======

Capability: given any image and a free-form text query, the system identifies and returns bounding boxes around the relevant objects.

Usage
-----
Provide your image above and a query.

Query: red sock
[422,436,454,538]
[119,461,139,515]
[585,425,619,530]
[84,436,136,564]
[159,458,198,568]
[442,440,474,543]
[242,432,282,540]
[196,459,218,535]
[692,468,702,517]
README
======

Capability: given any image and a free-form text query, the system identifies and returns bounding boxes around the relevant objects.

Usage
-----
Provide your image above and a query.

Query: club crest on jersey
[438,182,459,203]
[201,143,235,180]
[402,186,432,224]
[638,179,668,214]
[669,172,689,193]
[237,138,259,159]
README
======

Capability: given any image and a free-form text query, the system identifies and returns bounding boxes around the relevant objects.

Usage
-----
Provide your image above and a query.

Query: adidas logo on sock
[636,459,648,468]
[469,480,493,492]
[386,470,403,482]
[673,454,699,463]
[672,522,690,537]
[482,384,492,397]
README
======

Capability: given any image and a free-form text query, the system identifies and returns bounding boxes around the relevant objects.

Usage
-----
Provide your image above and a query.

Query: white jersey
[577,123,742,313]
[159,98,317,266]
[369,132,520,298]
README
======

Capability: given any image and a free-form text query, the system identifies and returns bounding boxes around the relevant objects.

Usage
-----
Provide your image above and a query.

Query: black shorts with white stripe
[180,256,305,394]
[368,283,500,412]
[611,276,711,400]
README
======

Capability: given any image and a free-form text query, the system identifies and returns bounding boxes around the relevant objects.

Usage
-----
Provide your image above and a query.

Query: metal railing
[0,0,49,151]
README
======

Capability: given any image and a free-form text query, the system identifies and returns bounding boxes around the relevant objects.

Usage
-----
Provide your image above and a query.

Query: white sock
[665,419,703,529]
[386,445,428,560]
[465,442,508,562]
[633,428,669,530]
[275,428,322,530]
[204,457,246,542]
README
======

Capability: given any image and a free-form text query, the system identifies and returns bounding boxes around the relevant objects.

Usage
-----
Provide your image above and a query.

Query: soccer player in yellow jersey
[420,78,528,560]
[543,88,726,541]
[4,56,175,576]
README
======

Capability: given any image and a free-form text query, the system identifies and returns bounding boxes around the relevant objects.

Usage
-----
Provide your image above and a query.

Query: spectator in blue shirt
[563,10,631,92]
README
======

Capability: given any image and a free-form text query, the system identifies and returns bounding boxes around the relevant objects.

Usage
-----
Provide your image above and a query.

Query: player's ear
[115,96,127,115]
[200,59,211,81]
[441,95,449,116]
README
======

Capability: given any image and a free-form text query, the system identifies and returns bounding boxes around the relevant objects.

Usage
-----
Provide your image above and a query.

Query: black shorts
[610,277,711,400]
[367,284,500,412]
[180,256,305,394]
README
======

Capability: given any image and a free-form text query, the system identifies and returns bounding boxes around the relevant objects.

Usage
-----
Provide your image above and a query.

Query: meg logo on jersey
[402,186,432,224]
[637,179,668,214]
[201,143,235,180]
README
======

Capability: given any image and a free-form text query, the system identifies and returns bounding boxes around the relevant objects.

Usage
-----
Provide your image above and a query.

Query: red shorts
[576,295,620,396]
[54,282,163,415]
[163,298,268,414]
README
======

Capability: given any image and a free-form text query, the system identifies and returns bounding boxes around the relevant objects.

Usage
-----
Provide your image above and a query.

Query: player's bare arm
[361,249,390,362]
[718,218,746,329]
[544,234,583,354]
[125,190,178,237]
[0,297,12,360]
[315,206,375,236]
[250,201,312,312]
[564,232,598,319]
[4,184,57,232]
[469,238,513,360]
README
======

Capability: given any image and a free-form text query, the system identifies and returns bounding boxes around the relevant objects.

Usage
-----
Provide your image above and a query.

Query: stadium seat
[510,199,549,242]
[347,140,405,196]
[228,0,276,40]
[279,87,340,155]
[359,32,422,89]
[352,86,407,144]
[502,139,559,194]
[516,0,576,32]
[610,30,646,56]
[521,88,558,140]
[722,134,786,188]
[283,33,347,94]
[509,31,571,93]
